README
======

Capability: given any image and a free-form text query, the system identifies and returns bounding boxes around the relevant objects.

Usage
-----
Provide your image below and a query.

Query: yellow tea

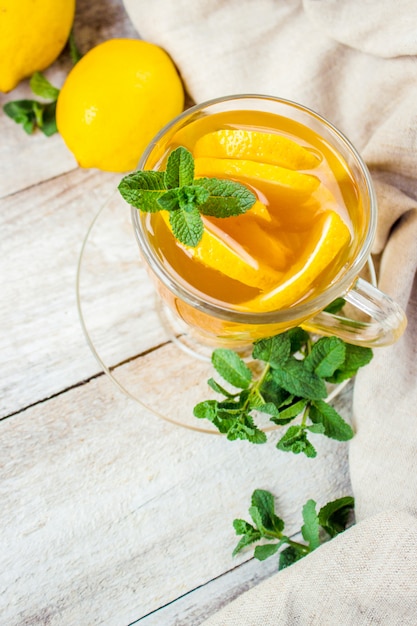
[143,109,363,316]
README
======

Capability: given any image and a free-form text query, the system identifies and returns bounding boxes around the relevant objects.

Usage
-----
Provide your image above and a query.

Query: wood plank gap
[0,166,79,201]
[1,339,172,421]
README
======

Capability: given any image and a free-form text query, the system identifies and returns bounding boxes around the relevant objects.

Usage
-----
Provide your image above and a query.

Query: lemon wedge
[243,209,351,311]
[194,129,319,170]
[194,157,320,202]
[159,211,282,290]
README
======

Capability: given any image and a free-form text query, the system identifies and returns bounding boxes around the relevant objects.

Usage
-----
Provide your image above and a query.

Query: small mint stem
[300,403,310,428]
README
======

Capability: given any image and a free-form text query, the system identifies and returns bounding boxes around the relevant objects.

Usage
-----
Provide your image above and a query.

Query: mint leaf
[326,344,373,383]
[310,400,354,441]
[252,334,291,367]
[275,398,307,421]
[207,378,235,397]
[30,72,60,100]
[157,189,180,212]
[3,99,57,136]
[165,146,194,188]
[279,545,305,570]
[324,297,346,314]
[68,30,82,65]
[287,327,310,353]
[169,206,204,246]
[301,499,320,550]
[304,336,346,378]
[251,489,284,535]
[197,177,256,217]
[226,413,267,444]
[193,399,218,421]
[271,357,327,400]
[178,185,210,211]
[211,349,252,389]
[118,171,167,211]
[276,425,317,457]
[232,519,261,556]
[254,542,282,561]
[318,496,354,538]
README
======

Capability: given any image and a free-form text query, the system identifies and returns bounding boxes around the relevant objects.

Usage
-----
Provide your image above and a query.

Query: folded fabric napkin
[124,0,417,622]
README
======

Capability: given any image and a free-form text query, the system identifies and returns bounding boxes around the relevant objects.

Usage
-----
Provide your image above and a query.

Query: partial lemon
[194,157,320,202]
[159,211,282,290]
[56,39,184,172]
[194,129,319,170]
[243,210,351,311]
[0,0,75,93]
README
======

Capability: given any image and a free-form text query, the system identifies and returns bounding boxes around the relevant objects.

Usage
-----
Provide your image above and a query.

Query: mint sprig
[193,328,373,456]
[118,146,257,247]
[233,489,354,570]
[3,72,60,136]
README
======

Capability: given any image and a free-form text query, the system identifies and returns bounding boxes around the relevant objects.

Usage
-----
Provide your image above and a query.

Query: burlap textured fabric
[123,0,417,622]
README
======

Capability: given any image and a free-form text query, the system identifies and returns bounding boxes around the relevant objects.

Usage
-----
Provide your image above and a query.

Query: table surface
[0,1,354,624]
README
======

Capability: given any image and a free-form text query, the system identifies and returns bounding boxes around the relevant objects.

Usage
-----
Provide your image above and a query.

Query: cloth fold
[123,0,417,622]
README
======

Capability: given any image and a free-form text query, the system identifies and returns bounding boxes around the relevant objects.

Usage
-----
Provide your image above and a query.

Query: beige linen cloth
[124,0,417,623]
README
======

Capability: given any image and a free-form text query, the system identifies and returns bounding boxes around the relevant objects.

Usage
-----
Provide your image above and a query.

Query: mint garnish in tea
[118,146,256,247]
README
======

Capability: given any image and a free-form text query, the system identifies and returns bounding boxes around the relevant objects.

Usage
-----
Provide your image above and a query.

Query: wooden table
[0,1,353,623]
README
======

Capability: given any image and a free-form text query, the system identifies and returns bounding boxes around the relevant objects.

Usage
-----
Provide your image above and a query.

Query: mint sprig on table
[3,72,60,136]
[193,328,372,456]
[233,489,354,570]
[118,146,256,246]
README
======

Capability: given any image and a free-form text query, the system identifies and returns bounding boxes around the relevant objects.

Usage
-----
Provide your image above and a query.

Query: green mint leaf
[304,336,346,378]
[157,189,180,211]
[324,297,346,314]
[259,373,291,407]
[178,185,210,212]
[276,425,317,458]
[301,499,321,551]
[287,327,310,354]
[39,101,58,136]
[252,334,291,367]
[207,377,235,398]
[256,402,280,418]
[30,72,60,100]
[165,146,194,188]
[169,205,204,246]
[318,496,355,538]
[326,344,373,383]
[279,545,306,570]
[68,30,82,65]
[254,542,283,561]
[250,489,285,535]
[232,519,261,556]
[310,400,354,441]
[271,357,327,400]
[211,349,252,389]
[226,413,267,444]
[306,422,326,435]
[4,100,37,134]
[276,398,307,421]
[118,171,167,211]
[193,399,218,421]
[196,177,256,217]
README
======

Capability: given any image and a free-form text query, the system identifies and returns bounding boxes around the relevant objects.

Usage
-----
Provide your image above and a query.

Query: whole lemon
[56,39,185,172]
[0,0,75,93]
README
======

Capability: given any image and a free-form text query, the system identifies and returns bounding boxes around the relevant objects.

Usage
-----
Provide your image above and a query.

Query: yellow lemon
[243,210,351,311]
[194,129,320,170]
[159,211,282,290]
[0,0,75,93]
[194,157,320,202]
[56,39,184,172]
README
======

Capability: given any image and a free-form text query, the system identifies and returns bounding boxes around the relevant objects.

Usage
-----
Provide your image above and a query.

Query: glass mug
[131,95,407,354]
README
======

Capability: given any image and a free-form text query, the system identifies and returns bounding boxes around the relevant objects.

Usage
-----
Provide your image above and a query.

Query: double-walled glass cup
[131,95,407,353]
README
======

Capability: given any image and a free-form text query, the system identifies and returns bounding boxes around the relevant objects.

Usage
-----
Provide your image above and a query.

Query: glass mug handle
[302,278,407,347]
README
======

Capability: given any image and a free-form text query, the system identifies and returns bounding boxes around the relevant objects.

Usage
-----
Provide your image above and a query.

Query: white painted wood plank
[0,168,167,415]
[0,366,353,625]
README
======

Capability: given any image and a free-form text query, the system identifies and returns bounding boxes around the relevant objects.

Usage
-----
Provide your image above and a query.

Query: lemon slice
[159,211,282,290]
[243,209,351,311]
[194,157,320,202]
[194,129,320,170]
